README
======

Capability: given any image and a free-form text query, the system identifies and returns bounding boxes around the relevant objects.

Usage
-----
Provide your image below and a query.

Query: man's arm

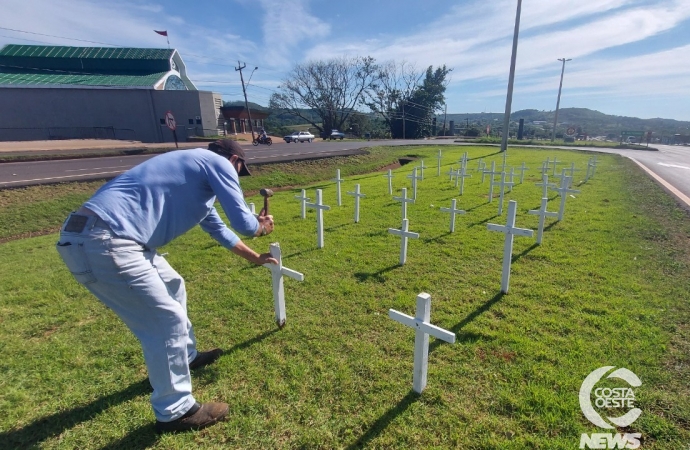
[230,240,278,265]
[206,157,261,236]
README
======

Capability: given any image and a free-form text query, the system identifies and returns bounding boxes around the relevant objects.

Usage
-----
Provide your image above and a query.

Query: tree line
[268,56,452,139]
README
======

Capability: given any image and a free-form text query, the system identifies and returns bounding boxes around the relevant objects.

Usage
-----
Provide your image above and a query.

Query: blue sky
[1,0,689,121]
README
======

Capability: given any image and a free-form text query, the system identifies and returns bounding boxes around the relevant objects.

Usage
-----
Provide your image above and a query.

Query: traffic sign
[566,127,576,136]
[165,111,177,131]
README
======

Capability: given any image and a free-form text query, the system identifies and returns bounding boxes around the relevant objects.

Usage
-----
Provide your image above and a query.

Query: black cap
[208,139,252,176]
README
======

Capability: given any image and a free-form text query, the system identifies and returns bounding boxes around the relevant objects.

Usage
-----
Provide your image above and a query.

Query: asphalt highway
[0,139,688,209]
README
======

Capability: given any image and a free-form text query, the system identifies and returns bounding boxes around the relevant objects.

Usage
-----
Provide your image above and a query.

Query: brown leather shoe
[189,348,223,371]
[155,402,229,433]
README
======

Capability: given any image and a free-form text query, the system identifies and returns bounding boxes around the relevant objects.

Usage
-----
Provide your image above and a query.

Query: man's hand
[230,241,278,265]
[255,214,274,237]
[257,252,279,266]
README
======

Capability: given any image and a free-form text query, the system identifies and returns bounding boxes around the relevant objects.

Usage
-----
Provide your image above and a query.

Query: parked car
[284,131,314,143]
[329,129,345,140]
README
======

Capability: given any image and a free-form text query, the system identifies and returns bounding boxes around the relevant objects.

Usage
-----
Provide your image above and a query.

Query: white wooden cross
[566,162,580,179]
[487,200,534,294]
[457,165,472,195]
[492,171,513,214]
[508,167,515,192]
[535,174,557,198]
[305,189,331,248]
[452,167,460,188]
[294,189,310,219]
[263,242,304,329]
[585,157,597,181]
[389,293,456,393]
[550,157,562,176]
[489,165,512,204]
[528,197,558,244]
[482,160,498,184]
[332,169,344,206]
[248,202,256,215]
[539,160,550,176]
[388,218,419,265]
[446,166,456,181]
[516,162,528,184]
[393,187,415,220]
[499,157,507,174]
[460,152,468,168]
[418,160,426,180]
[383,169,394,195]
[439,199,466,232]
[555,176,581,221]
[557,166,576,188]
[476,158,485,173]
[552,168,568,187]
[407,167,422,200]
[346,184,366,223]
[436,150,442,176]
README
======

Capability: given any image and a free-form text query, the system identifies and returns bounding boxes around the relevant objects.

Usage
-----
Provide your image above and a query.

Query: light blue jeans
[56,213,197,422]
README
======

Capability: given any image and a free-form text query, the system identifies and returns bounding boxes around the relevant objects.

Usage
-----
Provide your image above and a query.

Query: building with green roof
[0,45,233,143]
[0,44,196,90]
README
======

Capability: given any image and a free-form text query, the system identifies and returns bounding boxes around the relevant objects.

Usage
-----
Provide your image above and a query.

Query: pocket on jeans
[56,241,97,285]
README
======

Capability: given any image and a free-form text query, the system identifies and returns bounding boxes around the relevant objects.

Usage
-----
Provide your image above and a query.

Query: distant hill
[225,102,689,139]
[439,108,690,138]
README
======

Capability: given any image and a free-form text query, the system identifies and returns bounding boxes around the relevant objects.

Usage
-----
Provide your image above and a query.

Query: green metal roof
[0,45,174,87]
[0,71,169,87]
[0,45,173,60]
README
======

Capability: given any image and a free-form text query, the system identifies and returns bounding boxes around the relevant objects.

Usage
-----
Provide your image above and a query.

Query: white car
[284,131,314,143]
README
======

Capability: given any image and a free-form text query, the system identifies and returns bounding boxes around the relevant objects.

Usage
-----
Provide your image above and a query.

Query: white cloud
[257,0,330,67]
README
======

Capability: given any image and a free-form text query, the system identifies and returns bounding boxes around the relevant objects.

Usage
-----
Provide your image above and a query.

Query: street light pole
[551,58,571,142]
[500,0,523,154]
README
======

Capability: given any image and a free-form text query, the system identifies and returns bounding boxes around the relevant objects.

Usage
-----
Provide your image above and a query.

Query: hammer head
[260,188,274,198]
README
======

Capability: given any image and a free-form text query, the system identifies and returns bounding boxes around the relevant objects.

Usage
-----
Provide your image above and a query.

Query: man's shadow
[0,379,155,450]
[2,328,280,449]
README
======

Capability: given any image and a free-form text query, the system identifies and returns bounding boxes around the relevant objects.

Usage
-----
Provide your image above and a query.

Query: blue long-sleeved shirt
[84,148,259,250]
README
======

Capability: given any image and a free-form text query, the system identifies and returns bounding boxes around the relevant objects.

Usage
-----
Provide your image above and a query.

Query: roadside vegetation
[466,136,656,151]
[1,145,689,448]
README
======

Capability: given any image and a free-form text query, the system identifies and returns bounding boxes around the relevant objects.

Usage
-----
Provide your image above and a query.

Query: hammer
[259,188,274,216]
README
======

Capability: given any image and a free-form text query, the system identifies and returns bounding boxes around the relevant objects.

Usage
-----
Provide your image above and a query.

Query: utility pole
[442,103,447,136]
[402,101,406,139]
[236,61,255,141]
[500,0,522,154]
[551,58,571,142]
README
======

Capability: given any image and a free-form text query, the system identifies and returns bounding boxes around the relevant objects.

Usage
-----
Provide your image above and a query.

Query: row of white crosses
[284,155,595,392]
[298,154,590,252]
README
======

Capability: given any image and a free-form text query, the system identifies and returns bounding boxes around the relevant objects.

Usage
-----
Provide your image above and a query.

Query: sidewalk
[0,132,286,154]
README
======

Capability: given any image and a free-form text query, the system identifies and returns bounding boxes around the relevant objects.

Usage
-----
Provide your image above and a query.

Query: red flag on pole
[154,30,168,36]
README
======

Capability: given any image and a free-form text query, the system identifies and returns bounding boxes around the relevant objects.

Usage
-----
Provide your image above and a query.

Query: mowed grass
[0,146,689,449]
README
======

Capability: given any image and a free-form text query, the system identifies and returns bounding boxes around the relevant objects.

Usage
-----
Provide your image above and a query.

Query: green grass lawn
[0,146,689,449]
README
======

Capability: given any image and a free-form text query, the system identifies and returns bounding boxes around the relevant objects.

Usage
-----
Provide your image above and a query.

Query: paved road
[0,140,401,187]
[1,139,688,208]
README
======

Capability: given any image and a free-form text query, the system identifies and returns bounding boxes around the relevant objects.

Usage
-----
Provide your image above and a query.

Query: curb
[628,157,690,212]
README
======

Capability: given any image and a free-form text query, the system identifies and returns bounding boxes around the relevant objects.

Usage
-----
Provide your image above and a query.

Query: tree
[363,61,421,138]
[365,63,451,138]
[269,56,380,138]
